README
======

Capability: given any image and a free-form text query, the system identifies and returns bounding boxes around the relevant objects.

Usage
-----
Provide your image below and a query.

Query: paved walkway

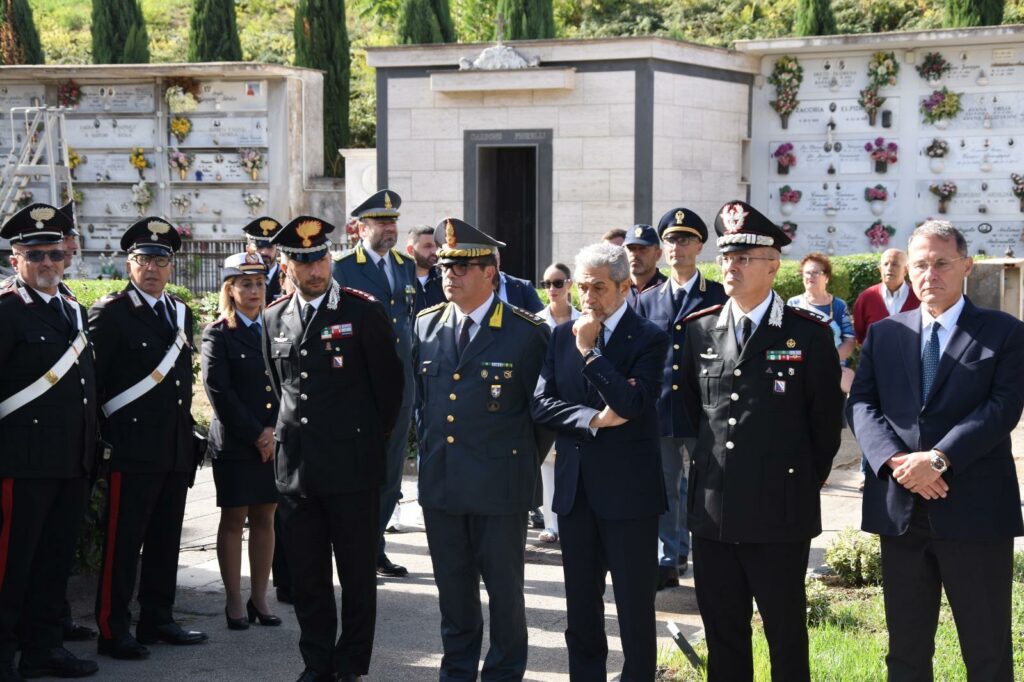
[62,429,1024,680]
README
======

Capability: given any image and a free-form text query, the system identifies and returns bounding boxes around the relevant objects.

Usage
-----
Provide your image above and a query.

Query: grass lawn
[658,552,1024,681]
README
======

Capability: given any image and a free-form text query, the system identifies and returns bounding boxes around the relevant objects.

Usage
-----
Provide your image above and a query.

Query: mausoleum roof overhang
[736,24,1024,56]
[0,62,321,82]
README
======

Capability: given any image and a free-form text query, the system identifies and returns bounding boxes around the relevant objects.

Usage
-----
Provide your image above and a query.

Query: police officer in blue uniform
[681,201,844,681]
[637,208,727,589]
[90,218,207,660]
[414,217,549,681]
[263,216,404,682]
[624,224,668,309]
[0,203,100,680]
[243,217,284,304]
[331,190,416,578]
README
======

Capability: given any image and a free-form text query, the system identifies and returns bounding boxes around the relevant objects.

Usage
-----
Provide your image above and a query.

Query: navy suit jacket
[848,297,1024,541]
[637,272,727,438]
[531,305,669,520]
[500,273,544,314]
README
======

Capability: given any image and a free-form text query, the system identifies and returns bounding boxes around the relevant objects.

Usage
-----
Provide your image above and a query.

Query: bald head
[879,248,908,293]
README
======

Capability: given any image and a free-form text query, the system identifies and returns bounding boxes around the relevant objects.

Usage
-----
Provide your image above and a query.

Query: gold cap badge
[445,219,457,248]
[147,220,170,241]
[384,192,393,209]
[296,220,322,248]
[675,210,685,225]
[259,219,277,237]
[634,227,643,237]
[29,207,55,229]
[786,338,796,349]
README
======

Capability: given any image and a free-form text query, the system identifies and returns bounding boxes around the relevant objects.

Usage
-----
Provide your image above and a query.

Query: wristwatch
[928,450,948,474]
[583,347,603,362]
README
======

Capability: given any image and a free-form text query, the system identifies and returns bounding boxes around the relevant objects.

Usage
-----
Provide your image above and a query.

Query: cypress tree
[295,0,349,177]
[0,0,44,65]
[944,0,1004,26]
[430,0,456,42]
[188,0,243,61]
[794,0,838,36]
[399,0,443,44]
[91,0,150,64]
[496,0,554,40]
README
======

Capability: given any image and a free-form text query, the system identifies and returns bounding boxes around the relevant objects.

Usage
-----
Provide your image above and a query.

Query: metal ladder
[0,106,75,225]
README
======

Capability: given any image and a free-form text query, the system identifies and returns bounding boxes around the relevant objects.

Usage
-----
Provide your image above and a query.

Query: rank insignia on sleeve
[332,355,345,368]
[773,380,787,394]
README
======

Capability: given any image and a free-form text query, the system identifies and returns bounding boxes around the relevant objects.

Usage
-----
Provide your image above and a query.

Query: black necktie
[250,322,262,343]
[597,323,607,351]
[153,300,173,335]
[49,297,71,330]
[921,322,941,399]
[740,316,753,349]
[377,258,392,295]
[672,286,686,312]
[457,317,473,357]
[301,303,315,329]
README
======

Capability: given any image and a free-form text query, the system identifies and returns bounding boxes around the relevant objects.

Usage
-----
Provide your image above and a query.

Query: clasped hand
[888,451,948,500]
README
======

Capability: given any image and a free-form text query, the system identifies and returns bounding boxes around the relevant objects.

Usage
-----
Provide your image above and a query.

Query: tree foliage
[0,0,44,64]
[188,0,243,61]
[497,0,554,39]
[295,0,349,176]
[399,0,444,43]
[795,0,838,35]
[91,0,150,63]
[944,0,1004,25]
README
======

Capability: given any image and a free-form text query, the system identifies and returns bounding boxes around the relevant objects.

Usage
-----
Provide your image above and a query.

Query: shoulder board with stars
[417,302,447,318]
[266,293,294,309]
[509,306,544,326]
[787,305,830,326]
[342,286,376,302]
[682,304,724,323]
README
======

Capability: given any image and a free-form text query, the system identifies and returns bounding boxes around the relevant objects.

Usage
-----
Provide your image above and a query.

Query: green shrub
[65,279,194,309]
[825,528,883,586]
[805,577,832,626]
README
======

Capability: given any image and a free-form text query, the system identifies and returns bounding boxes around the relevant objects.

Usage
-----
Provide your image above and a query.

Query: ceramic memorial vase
[179,168,187,180]
[875,160,888,174]
[929,158,945,174]
[938,199,949,214]
[934,119,949,130]
[780,202,795,217]
[870,200,885,217]
[868,110,878,126]
[251,170,259,180]
[777,162,789,175]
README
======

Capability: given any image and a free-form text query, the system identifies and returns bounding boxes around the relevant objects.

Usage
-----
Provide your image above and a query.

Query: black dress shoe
[337,674,363,682]
[376,555,408,578]
[96,634,149,660]
[135,621,208,646]
[677,557,689,576]
[276,587,293,605]
[18,647,98,679]
[246,599,282,626]
[225,607,249,631]
[529,508,545,529]
[62,619,97,642]
[294,669,333,682]
[656,565,679,591]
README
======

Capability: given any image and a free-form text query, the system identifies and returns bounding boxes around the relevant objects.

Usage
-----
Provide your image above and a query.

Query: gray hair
[908,220,968,257]
[574,242,630,284]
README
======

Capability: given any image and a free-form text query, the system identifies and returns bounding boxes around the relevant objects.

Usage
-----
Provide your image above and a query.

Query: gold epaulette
[417,302,446,318]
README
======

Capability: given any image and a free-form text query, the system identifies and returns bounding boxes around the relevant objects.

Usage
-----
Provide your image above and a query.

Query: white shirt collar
[362,243,389,266]
[131,283,168,310]
[921,295,965,333]
[670,270,699,296]
[881,281,906,300]
[28,285,55,304]
[236,309,259,327]
[731,291,774,329]
[454,292,495,329]
[602,299,629,337]
[538,304,581,327]
[294,290,327,312]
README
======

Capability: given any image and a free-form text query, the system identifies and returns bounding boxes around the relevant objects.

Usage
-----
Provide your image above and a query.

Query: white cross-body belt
[0,304,87,420]
[101,300,188,418]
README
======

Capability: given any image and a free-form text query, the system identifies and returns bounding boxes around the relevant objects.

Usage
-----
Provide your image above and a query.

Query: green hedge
[65,279,194,310]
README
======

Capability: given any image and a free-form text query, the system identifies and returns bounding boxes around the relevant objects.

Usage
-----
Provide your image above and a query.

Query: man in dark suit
[637,207,727,589]
[332,189,417,579]
[680,201,844,681]
[414,218,549,681]
[532,242,669,681]
[0,203,99,679]
[406,225,445,314]
[848,221,1024,682]
[89,218,207,661]
[264,216,404,682]
[624,224,667,309]
[243,217,284,304]
[493,250,544,314]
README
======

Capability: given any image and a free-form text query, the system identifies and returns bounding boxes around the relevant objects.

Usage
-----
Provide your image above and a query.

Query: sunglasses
[20,250,67,263]
[540,279,568,289]
[662,234,697,245]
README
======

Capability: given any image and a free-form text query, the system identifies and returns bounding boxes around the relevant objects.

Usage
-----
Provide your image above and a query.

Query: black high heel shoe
[226,607,249,630]
[246,599,282,626]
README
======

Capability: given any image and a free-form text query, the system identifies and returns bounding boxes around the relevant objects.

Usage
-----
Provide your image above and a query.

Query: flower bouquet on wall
[239,149,266,181]
[129,147,150,179]
[921,88,962,129]
[865,137,898,173]
[1011,173,1024,212]
[864,184,888,216]
[779,185,802,216]
[916,52,951,84]
[165,78,201,114]
[866,220,896,250]
[929,181,957,214]
[130,181,152,215]
[170,117,192,144]
[768,56,803,130]
[58,80,81,108]
[925,138,949,173]
[867,51,899,88]
[858,87,886,126]
[168,150,196,180]
[773,143,797,175]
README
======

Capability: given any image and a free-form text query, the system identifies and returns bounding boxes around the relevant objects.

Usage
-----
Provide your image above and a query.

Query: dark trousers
[378,402,412,561]
[0,478,87,662]
[559,480,658,682]
[692,535,811,682]
[94,470,190,639]
[422,510,528,682]
[278,488,379,677]
[271,505,291,595]
[881,507,1014,682]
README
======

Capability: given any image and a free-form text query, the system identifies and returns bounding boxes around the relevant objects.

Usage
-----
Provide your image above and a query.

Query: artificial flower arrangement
[864,137,898,173]
[59,187,84,205]
[1011,173,1024,212]
[242,191,265,215]
[176,224,193,239]
[916,52,951,83]
[864,184,888,202]
[929,181,957,213]
[170,193,192,215]
[168,150,196,180]
[778,185,801,216]
[129,147,150,178]
[130,181,152,214]
[170,117,192,144]
[768,56,803,129]
[164,78,202,114]
[15,190,32,208]
[781,221,797,240]
[921,88,962,127]
[865,220,896,249]
[867,51,899,88]
[57,79,82,107]
[926,138,949,158]
[858,87,886,126]
[238,148,265,180]
[773,143,797,174]
[67,147,82,178]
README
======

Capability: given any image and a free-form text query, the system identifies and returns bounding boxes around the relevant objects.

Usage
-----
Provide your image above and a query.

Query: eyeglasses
[802,270,825,278]
[19,250,67,263]
[130,254,172,268]
[909,257,966,274]
[716,254,779,267]
[440,261,487,277]
[540,279,567,289]
[663,235,697,246]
